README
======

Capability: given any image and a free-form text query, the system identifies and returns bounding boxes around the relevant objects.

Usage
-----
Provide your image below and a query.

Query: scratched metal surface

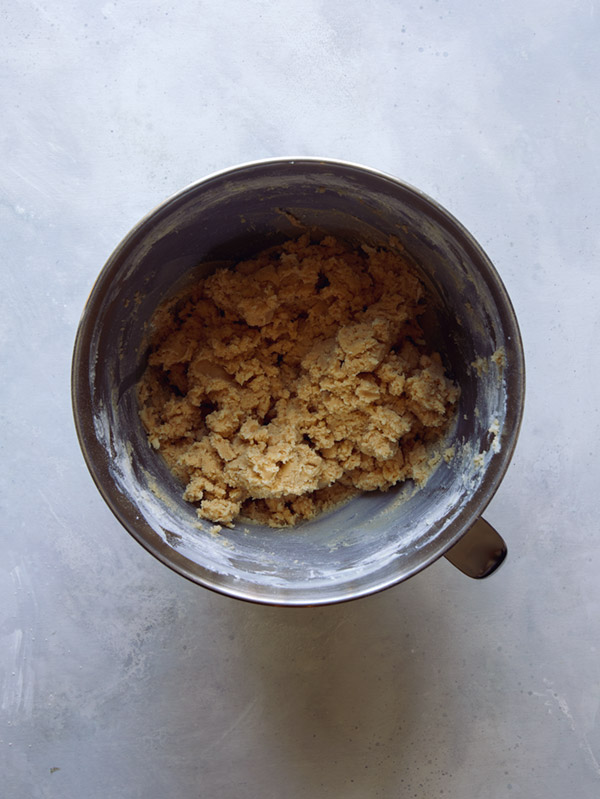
[1,1,599,797]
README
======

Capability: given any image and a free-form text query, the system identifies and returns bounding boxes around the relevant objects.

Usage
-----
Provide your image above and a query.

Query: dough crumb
[488,418,501,453]
[471,355,489,376]
[138,236,459,527]
[472,347,506,379]
[492,347,507,372]
[473,453,486,469]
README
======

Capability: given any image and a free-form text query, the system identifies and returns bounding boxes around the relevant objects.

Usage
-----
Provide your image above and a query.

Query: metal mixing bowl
[71,158,525,605]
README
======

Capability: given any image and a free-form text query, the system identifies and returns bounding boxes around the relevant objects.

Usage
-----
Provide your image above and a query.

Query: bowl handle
[444,517,507,579]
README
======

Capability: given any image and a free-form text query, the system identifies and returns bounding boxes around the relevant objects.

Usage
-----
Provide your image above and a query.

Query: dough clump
[138,236,459,527]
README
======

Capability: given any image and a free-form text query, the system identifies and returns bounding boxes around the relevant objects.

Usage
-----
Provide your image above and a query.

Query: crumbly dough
[138,235,459,527]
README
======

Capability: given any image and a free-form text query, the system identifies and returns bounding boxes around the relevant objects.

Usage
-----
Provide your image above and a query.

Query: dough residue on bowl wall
[137,235,460,527]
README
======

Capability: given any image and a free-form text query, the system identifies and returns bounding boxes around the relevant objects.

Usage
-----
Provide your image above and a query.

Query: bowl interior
[72,159,524,604]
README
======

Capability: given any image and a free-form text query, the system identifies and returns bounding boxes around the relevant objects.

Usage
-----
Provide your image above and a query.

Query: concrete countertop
[2,1,599,797]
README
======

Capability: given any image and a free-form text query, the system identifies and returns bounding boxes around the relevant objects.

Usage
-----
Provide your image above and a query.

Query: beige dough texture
[138,235,459,527]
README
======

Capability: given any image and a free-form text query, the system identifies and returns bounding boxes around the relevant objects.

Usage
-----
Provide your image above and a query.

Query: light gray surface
[1,1,598,797]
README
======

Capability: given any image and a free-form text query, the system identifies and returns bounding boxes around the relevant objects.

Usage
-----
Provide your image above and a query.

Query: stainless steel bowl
[71,158,525,605]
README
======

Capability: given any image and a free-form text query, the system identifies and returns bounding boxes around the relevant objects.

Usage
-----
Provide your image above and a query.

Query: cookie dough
[138,235,459,527]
